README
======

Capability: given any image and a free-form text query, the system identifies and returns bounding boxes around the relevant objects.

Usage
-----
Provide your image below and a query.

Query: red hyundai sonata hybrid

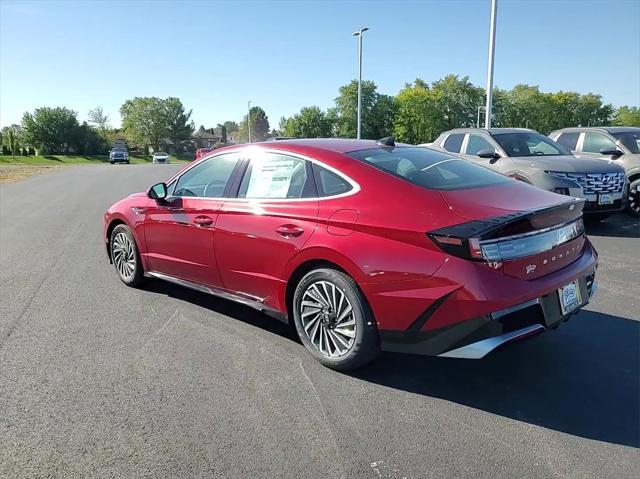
[104,138,598,370]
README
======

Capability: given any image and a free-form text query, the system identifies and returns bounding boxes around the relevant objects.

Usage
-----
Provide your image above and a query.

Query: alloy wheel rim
[300,280,356,357]
[112,232,136,281]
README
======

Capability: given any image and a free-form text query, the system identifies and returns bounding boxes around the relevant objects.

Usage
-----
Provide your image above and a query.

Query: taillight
[429,218,584,262]
[429,234,482,260]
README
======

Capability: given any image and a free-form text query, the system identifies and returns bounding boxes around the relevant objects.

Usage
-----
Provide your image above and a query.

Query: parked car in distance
[549,127,640,216]
[430,128,627,220]
[152,152,170,164]
[104,138,597,370]
[109,148,129,164]
[195,148,212,160]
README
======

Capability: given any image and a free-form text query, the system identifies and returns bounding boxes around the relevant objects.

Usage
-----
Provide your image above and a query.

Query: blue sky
[1,0,638,130]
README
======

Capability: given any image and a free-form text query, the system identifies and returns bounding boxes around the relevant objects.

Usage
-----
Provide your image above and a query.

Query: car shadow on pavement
[141,278,297,340]
[353,310,640,448]
[143,278,639,447]
[585,213,639,238]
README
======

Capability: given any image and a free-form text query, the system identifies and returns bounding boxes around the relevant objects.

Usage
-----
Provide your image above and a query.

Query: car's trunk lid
[430,182,586,279]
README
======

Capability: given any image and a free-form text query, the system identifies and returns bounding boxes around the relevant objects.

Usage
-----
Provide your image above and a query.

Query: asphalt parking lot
[1,164,638,478]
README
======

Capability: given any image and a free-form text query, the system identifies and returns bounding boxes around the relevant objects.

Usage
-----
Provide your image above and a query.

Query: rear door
[143,153,242,287]
[214,150,319,306]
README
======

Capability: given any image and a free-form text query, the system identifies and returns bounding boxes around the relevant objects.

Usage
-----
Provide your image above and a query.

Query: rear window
[346,147,511,191]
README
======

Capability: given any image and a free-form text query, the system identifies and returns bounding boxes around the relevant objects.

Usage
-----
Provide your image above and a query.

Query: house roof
[192,130,219,139]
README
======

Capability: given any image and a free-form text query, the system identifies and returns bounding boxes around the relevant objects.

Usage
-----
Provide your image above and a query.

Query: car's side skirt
[145,271,287,322]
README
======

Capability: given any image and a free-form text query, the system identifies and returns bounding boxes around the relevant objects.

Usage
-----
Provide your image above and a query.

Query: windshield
[611,131,640,154]
[492,132,571,157]
[155,152,168,156]
[346,146,511,191]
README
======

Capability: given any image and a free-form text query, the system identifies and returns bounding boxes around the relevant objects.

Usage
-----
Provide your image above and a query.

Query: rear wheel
[292,268,380,371]
[110,224,144,287]
[628,178,640,217]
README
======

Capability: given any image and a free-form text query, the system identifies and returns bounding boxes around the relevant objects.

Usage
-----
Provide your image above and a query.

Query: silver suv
[430,128,627,220]
[549,127,640,216]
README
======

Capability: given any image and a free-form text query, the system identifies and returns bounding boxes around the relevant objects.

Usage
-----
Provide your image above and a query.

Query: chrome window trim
[165,146,361,202]
[479,218,584,261]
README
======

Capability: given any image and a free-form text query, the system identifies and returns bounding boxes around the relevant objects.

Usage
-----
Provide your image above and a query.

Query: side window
[238,152,315,199]
[173,154,239,198]
[582,132,616,153]
[555,132,579,150]
[465,134,494,155]
[313,164,353,197]
[443,134,464,153]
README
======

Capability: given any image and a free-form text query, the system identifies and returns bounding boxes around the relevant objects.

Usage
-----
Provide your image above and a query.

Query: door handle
[276,224,304,238]
[193,215,214,227]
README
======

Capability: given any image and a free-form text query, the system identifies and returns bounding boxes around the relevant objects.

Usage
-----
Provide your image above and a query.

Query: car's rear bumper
[376,241,597,358]
[380,273,595,358]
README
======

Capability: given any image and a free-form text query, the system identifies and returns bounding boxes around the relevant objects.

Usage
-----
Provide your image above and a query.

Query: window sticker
[246,156,297,198]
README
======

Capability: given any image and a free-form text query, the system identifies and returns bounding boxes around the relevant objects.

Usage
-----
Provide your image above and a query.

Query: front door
[214,151,319,307]
[463,133,502,171]
[142,153,241,287]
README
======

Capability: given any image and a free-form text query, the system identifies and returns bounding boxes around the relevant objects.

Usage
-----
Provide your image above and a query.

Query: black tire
[110,161,114,165]
[627,178,640,217]
[292,268,380,371]
[110,224,145,287]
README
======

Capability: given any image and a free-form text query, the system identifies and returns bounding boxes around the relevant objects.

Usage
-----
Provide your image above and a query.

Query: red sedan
[104,138,597,370]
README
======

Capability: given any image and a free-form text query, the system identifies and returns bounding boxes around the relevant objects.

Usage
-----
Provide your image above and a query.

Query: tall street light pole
[484,0,498,128]
[353,27,369,139]
[247,101,252,143]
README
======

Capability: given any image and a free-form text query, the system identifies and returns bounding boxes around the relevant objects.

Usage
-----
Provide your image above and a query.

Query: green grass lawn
[0,154,191,165]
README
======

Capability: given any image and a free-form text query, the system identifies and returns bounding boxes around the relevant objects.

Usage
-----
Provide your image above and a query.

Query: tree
[281,106,333,138]
[393,80,442,144]
[223,121,239,133]
[21,107,79,154]
[1,125,22,156]
[88,106,110,136]
[163,97,194,151]
[614,106,640,126]
[237,106,270,142]
[430,75,483,131]
[219,124,228,143]
[72,121,107,155]
[332,80,396,139]
[120,97,168,150]
[492,86,614,133]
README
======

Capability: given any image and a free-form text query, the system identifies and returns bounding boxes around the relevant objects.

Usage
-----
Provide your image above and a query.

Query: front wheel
[628,178,640,217]
[110,224,145,287]
[293,268,380,371]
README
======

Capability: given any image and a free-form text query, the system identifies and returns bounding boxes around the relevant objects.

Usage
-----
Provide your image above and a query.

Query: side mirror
[148,182,167,200]
[599,147,623,157]
[477,148,500,160]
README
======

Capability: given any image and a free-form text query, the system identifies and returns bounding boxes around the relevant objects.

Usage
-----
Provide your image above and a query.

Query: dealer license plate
[558,280,582,315]
[598,194,613,205]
